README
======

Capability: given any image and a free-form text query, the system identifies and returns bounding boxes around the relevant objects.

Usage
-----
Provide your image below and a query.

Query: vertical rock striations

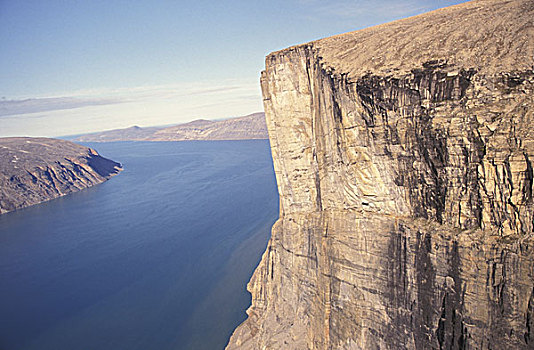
[228,0,534,349]
[0,137,122,214]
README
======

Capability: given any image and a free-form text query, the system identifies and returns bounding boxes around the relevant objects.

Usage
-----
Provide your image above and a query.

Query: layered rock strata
[0,137,121,214]
[228,0,534,349]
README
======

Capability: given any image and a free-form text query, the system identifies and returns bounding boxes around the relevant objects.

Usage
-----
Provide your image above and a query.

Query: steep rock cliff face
[228,0,534,349]
[0,137,122,214]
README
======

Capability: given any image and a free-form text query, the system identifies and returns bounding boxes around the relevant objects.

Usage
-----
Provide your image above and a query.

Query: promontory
[0,137,122,214]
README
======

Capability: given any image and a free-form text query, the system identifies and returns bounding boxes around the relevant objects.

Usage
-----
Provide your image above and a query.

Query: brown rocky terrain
[227,0,534,349]
[0,137,121,214]
[72,112,267,142]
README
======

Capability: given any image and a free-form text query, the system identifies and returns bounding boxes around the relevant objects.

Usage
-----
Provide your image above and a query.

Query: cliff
[72,112,267,142]
[227,0,534,349]
[0,137,122,214]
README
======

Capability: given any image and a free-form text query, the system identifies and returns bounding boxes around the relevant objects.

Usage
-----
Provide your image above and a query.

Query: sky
[0,0,468,137]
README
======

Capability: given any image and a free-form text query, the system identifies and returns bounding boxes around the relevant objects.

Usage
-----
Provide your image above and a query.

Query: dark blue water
[0,140,279,350]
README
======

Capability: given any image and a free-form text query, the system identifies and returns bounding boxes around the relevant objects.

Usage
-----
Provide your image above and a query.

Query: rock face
[72,112,268,142]
[227,0,534,349]
[0,137,122,214]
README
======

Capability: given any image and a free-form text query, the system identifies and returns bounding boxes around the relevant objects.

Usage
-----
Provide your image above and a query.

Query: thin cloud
[320,1,433,18]
[0,81,259,118]
[0,79,263,137]
[185,86,241,96]
[0,96,125,117]
[298,0,451,23]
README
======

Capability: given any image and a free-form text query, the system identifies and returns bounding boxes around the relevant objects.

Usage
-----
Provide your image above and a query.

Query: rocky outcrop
[227,0,534,349]
[73,112,268,142]
[0,137,121,214]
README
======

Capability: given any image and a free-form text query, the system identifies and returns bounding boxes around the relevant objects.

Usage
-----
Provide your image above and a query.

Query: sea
[0,140,279,350]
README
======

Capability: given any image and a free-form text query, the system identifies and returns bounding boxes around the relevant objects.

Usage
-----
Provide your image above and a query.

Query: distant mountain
[72,125,163,142]
[72,112,268,142]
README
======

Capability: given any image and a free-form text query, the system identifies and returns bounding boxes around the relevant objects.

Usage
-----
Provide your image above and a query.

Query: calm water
[0,140,279,350]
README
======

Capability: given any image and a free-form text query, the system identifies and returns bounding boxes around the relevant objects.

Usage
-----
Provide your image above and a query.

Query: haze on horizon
[0,0,467,138]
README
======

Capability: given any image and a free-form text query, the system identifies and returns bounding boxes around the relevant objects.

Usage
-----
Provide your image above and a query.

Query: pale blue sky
[0,0,467,137]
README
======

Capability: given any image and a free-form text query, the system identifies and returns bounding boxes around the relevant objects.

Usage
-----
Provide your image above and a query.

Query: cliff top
[269,0,534,77]
[0,137,101,168]
[0,137,121,177]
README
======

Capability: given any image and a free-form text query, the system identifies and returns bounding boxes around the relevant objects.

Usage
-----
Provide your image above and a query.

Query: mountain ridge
[72,112,267,142]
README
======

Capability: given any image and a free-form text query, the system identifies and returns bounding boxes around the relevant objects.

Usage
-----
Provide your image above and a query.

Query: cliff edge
[227,0,534,349]
[0,137,122,214]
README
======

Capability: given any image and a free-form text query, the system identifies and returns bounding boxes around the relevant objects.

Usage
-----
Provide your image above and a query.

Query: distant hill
[71,125,163,142]
[72,112,268,142]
